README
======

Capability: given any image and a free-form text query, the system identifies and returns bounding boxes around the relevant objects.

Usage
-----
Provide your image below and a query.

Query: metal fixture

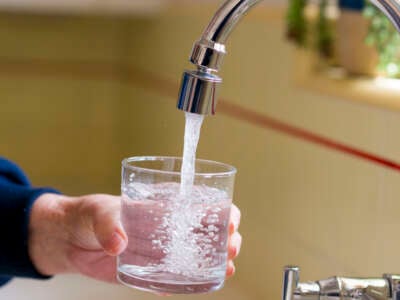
[176,0,400,115]
[282,266,400,300]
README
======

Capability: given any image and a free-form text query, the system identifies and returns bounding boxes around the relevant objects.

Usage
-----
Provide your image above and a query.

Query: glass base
[117,271,224,294]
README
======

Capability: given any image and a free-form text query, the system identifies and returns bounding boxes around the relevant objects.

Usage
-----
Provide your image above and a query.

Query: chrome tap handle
[384,274,400,300]
[283,266,300,300]
[318,277,389,300]
[282,266,400,300]
[283,266,320,300]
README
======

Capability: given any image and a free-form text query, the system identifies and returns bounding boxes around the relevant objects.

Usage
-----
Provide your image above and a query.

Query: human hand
[227,204,242,278]
[28,193,242,283]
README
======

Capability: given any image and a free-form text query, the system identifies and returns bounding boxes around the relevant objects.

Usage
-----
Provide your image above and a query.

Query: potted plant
[363,2,400,78]
[286,0,338,68]
[335,0,379,76]
[286,0,308,47]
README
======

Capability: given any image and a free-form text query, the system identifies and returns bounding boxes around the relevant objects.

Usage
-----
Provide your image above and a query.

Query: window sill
[293,49,400,112]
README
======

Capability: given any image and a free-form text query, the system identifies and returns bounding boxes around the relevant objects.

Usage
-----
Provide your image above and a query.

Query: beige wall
[1,3,400,300]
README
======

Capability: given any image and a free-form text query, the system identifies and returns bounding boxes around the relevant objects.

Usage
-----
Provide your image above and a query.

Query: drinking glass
[117,156,236,294]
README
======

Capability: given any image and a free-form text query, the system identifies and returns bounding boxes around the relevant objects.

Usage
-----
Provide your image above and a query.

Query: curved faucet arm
[190,0,261,72]
[198,0,400,45]
[370,0,400,32]
[190,0,400,73]
[201,0,261,44]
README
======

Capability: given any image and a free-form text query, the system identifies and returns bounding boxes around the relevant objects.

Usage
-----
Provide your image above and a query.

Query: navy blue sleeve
[0,157,60,285]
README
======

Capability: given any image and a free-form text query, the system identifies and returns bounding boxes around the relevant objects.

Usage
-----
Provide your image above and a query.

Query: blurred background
[2,0,400,299]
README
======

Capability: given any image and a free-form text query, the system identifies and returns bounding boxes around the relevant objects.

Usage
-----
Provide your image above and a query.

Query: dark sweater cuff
[0,158,62,284]
[0,184,60,280]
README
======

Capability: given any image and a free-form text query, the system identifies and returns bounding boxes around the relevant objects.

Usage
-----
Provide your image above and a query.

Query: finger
[88,195,128,256]
[101,228,128,256]
[228,231,242,260]
[226,260,235,278]
[229,204,241,234]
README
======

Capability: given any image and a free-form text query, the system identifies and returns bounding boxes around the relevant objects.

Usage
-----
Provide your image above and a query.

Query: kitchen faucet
[176,1,400,298]
[176,0,400,115]
[282,266,400,300]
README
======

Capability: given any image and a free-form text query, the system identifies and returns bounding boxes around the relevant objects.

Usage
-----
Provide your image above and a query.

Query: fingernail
[229,223,235,234]
[232,246,237,258]
[107,231,127,255]
[226,263,235,277]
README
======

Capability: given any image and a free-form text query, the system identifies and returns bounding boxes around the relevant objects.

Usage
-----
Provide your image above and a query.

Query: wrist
[28,193,72,276]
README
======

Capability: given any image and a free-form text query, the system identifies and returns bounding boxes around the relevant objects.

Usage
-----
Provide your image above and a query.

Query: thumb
[88,195,128,256]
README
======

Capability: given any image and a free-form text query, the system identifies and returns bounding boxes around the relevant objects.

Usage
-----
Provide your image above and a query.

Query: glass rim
[122,156,236,178]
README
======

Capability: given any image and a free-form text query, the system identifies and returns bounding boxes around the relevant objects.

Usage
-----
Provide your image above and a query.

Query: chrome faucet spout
[177,0,400,115]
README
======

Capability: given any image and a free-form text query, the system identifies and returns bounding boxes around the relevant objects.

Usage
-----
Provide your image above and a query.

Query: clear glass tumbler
[117,156,236,294]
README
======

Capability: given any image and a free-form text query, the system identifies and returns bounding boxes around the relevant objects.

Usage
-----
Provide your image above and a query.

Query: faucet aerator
[177,70,222,115]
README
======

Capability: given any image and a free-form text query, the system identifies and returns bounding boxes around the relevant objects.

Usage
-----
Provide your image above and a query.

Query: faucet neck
[190,0,262,72]
[370,0,400,32]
